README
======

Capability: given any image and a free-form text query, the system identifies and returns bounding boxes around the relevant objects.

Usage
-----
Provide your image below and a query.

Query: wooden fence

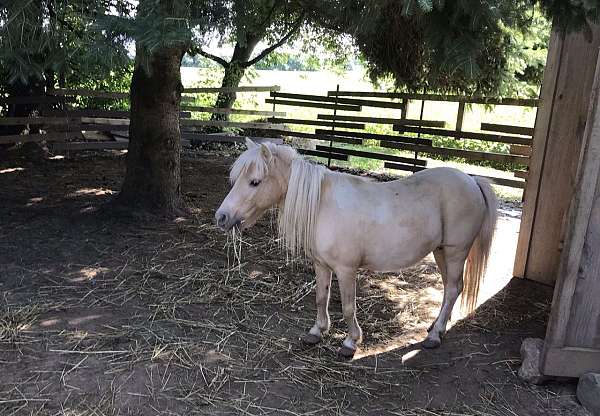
[1,86,536,188]
[0,86,285,152]
[267,89,537,189]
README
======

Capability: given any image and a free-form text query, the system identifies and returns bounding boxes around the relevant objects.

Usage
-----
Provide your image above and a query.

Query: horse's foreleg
[337,268,362,357]
[424,249,466,349]
[302,263,332,345]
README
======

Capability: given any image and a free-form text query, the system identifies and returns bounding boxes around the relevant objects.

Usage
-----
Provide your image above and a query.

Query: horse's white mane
[279,157,326,259]
[229,141,326,259]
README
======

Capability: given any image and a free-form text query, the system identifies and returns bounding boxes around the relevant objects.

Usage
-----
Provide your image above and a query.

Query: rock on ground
[518,337,547,384]
[578,373,600,416]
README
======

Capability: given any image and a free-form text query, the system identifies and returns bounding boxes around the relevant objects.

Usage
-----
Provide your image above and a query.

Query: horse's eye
[250,179,261,187]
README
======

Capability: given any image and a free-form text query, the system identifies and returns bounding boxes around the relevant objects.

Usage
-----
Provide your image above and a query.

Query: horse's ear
[260,143,273,163]
[245,137,258,149]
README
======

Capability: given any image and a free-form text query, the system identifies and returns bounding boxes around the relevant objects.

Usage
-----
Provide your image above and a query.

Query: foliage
[306,0,598,97]
[254,51,319,70]
[182,53,220,68]
[72,65,134,111]
[0,1,133,87]
[193,0,306,68]
[0,1,229,92]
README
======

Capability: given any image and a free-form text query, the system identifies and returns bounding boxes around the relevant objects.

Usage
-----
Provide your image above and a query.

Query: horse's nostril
[216,213,228,227]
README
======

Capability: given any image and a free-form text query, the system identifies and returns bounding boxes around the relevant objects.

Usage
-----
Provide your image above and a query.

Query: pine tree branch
[189,46,230,68]
[47,0,91,41]
[242,14,305,68]
[256,2,279,33]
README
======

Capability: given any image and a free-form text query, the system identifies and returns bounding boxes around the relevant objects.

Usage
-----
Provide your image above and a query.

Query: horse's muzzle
[215,211,242,231]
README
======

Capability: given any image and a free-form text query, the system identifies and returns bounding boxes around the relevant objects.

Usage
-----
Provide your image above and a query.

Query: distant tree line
[182,50,353,72]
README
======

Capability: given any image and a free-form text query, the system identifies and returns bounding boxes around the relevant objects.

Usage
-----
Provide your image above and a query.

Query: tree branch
[189,46,230,68]
[255,2,279,33]
[242,14,305,68]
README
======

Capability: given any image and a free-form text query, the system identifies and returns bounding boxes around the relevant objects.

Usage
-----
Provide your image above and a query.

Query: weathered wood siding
[541,49,600,378]
[514,25,600,284]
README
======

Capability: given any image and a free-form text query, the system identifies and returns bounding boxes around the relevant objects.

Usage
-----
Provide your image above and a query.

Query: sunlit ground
[354,204,521,361]
[0,167,25,174]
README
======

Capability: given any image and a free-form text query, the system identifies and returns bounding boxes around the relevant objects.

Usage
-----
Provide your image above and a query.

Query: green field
[181,67,536,200]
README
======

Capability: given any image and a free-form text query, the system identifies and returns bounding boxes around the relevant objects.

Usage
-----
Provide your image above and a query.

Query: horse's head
[215,138,292,231]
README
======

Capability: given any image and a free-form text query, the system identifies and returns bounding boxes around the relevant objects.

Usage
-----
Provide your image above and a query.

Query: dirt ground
[0,151,588,415]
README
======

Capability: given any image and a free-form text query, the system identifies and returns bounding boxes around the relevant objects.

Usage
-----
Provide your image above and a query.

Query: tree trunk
[211,39,259,122]
[114,44,186,215]
[211,62,247,121]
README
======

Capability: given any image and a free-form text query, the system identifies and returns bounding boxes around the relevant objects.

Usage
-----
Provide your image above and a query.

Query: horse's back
[401,167,478,192]
[313,167,487,271]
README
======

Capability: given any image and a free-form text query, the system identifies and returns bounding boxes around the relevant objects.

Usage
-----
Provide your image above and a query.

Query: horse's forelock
[229,143,298,184]
[229,147,268,184]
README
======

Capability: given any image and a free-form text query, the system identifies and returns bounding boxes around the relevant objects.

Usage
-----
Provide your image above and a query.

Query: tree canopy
[190,0,306,118]
[306,0,599,95]
[0,1,132,89]
[2,0,598,99]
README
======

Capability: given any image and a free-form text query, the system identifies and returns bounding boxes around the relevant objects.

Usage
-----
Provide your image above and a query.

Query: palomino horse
[216,139,497,357]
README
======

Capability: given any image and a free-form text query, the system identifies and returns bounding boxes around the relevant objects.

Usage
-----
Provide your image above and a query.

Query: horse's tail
[462,177,498,313]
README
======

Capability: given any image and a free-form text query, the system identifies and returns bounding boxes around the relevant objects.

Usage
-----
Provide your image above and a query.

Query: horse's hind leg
[427,248,447,333]
[302,263,333,345]
[423,248,467,349]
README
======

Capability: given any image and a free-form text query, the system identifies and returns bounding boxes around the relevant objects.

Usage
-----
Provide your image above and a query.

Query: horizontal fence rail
[327,90,539,107]
[314,145,427,166]
[317,114,446,128]
[180,106,285,117]
[269,118,366,130]
[272,92,406,110]
[394,125,533,146]
[314,129,433,146]
[265,98,361,111]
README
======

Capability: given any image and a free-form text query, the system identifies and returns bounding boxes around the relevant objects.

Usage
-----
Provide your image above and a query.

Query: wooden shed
[514,25,600,377]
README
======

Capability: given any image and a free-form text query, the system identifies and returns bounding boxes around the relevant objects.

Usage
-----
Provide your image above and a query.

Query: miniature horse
[216,139,497,356]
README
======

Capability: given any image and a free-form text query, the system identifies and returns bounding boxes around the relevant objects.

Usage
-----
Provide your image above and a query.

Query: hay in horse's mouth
[225,226,246,277]
[217,218,244,232]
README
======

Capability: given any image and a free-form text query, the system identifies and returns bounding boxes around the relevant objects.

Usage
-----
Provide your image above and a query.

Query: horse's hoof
[422,338,441,349]
[301,333,322,345]
[337,345,356,358]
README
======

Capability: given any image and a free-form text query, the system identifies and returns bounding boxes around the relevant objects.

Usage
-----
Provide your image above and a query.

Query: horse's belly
[361,240,435,272]
[314,188,442,271]
[358,215,441,271]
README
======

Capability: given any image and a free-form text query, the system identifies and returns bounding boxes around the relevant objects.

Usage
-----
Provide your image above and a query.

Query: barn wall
[514,24,600,285]
[565,194,600,349]
[541,51,600,377]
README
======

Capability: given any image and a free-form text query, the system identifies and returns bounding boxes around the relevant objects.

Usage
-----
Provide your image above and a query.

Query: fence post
[328,84,340,167]
[400,98,408,120]
[271,91,277,114]
[456,101,465,148]
[414,94,426,168]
